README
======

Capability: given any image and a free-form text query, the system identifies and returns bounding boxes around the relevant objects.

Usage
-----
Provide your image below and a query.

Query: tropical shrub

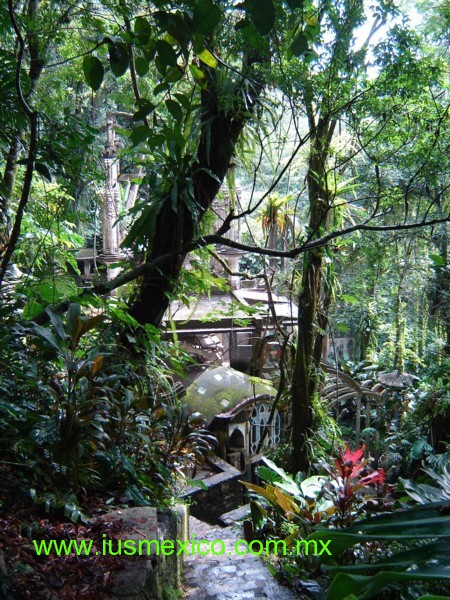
[0,303,214,516]
[241,447,399,595]
[243,445,391,537]
[319,444,391,527]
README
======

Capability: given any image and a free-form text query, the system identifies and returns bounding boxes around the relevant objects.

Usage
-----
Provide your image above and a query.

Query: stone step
[183,516,299,599]
[219,504,251,526]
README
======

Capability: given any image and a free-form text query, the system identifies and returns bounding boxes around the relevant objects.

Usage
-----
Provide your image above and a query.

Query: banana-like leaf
[273,487,300,517]
[324,540,450,574]
[343,501,450,537]
[327,568,450,600]
[310,501,450,598]
[417,596,450,599]
[309,501,450,563]
[32,324,62,354]
[242,481,278,506]
[250,500,267,530]
[401,467,450,504]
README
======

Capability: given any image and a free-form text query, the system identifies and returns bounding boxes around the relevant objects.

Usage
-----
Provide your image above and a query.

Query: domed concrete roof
[184,366,276,421]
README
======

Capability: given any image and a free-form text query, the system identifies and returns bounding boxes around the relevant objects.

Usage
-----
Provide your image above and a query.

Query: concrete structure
[184,366,282,470]
[98,505,188,600]
[180,456,244,524]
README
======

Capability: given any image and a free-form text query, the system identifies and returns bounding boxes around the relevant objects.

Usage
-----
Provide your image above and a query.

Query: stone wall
[99,505,188,600]
[181,457,244,524]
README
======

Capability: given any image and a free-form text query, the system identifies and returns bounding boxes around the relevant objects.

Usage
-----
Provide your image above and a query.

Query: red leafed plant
[321,444,388,527]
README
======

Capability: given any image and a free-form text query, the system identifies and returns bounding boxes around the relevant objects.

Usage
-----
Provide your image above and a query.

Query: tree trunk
[1,0,75,256]
[291,117,334,474]
[393,240,412,372]
[291,250,324,473]
[1,136,21,238]
[130,64,263,327]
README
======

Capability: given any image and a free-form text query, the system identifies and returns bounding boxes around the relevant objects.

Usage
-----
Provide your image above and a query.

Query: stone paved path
[183,517,298,599]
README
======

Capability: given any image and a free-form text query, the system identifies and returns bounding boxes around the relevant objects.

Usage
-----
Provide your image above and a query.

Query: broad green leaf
[193,0,222,34]
[164,66,184,83]
[35,162,52,182]
[130,125,151,146]
[155,10,191,43]
[259,457,296,484]
[148,133,166,149]
[134,56,149,76]
[82,55,104,91]
[325,541,450,574]
[343,502,450,538]
[108,42,129,77]
[196,47,217,68]
[250,0,275,35]
[289,31,308,57]
[299,475,329,498]
[134,16,152,44]
[37,279,77,303]
[174,92,191,111]
[310,502,450,555]
[240,22,265,49]
[327,568,450,600]
[189,64,207,88]
[430,253,445,267]
[22,301,44,320]
[156,40,178,67]
[305,15,320,37]
[155,55,167,76]
[165,99,183,121]
[153,82,170,94]
[305,49,319,64]
[133,101,155,121]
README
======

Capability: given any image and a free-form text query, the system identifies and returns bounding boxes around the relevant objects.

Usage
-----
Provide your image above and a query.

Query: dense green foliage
[0,0,449,596]
[0,301,215,514]
[244,453,450,598]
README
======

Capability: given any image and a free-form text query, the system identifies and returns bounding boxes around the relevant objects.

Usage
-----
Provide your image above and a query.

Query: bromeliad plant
[320,444,390,527]
[242,445,393,543]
